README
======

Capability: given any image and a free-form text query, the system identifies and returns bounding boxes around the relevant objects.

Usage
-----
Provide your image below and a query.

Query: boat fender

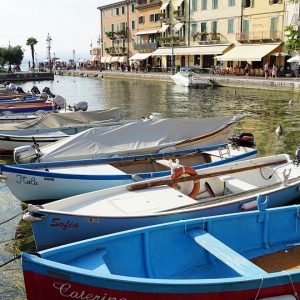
[241,200,257,211]
[22,214,42,222]
[204,182,215,197]
[171,166,200,199]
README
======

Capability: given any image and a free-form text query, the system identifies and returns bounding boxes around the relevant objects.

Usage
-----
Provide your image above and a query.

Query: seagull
[275,124,283,137]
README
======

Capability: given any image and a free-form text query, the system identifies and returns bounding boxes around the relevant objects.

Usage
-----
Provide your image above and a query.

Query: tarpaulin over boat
[37,115,243,162]
[0,107,121,131]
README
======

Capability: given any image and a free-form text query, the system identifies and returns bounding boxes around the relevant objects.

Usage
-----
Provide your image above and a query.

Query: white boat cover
[0,107,121,131]
[38,115,243,162]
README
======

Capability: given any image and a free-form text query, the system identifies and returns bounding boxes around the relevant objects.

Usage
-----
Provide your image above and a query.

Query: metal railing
[236,31,282,41]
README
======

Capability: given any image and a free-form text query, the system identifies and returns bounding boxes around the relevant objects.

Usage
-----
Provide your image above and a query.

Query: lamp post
[46,33,52,72]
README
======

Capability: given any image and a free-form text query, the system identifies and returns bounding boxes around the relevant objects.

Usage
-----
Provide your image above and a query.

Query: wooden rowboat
[22,199,300,300]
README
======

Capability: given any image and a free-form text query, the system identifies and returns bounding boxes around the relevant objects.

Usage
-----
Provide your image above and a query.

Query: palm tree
[26,37,38,69]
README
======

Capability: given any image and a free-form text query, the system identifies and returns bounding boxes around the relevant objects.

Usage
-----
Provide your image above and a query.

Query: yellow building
[98,0,136,68]
[217,0,286,70]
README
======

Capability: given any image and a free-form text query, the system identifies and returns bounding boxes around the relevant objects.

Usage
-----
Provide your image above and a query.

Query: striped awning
[111,57,119,62]
[101,56,112,63]
[159,24,169,33]
[119,56,127,63]
[135,29,159,36]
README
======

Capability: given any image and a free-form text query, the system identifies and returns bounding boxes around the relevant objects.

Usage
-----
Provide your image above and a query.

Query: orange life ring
[171,166,200,199]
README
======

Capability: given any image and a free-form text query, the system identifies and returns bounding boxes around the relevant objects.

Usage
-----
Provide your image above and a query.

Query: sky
[0,0,106,63]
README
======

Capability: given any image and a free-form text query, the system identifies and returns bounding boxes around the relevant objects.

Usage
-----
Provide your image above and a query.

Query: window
[116,7,119,15]
[242,0,254,8]
[270,17,278,38]
[111,8,114,16]
[211,20,217,33]
[121,6,125,14]
[191,23,197,36]
[201,0,207,10]
[149,13,159,22]
[191,0,197,12]
[131,3,135,12]
[121,22,127,30]
[212,0,218,9]
[227,18,234,33]
[242,19,249,32]
[269,0,280,4]
[131,20,136,30]
[111,24,115,32]
[200,22,207,32]
[228,0,235,6]
[138,16,145,24]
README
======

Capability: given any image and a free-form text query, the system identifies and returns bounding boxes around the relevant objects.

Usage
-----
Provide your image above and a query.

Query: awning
[174,0,184,7]
[101,56,112,63]
[129,53,152,60]
[160,1,169,10]
[119,56,127,63]
[111,57,119,62]
[135,29,159,36]
[159,24,169,33]
[216,43,281,62]
[106,56,113,63]
[152,45,231,56]
[174,23,184,31]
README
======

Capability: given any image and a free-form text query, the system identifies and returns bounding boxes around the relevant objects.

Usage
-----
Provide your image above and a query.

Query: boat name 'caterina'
[50,218,79,230]
[53,283,127,300]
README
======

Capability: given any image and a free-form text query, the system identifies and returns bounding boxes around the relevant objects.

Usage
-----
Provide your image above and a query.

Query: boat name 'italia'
[16,174,38,185]
[53,282,127,300]
[50,218,79,230]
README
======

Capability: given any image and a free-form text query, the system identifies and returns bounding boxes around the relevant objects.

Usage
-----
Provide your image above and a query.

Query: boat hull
[22,268,300,300]
[2,147,256,202]
[29,182,300,250]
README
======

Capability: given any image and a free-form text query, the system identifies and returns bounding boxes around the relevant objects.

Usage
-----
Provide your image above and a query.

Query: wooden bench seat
[188,229,267,276]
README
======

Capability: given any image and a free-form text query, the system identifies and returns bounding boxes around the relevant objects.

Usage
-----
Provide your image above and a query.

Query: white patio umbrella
[271,52,290,57]
[287,55,300,63]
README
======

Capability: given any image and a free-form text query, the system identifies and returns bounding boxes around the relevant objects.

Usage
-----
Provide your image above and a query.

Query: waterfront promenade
[57,69,300,93]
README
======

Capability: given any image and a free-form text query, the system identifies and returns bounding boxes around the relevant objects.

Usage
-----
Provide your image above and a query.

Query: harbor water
[0,75,299,299]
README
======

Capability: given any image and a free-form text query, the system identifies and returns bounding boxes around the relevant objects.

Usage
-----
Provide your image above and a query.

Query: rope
[285,270,299,299]
[0,254,21,268]
[0,209,28,226]
[254,274,264,300]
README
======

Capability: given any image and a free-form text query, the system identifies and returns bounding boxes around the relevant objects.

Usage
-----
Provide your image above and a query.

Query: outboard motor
[39,92,48,102]
[42,87,55,98]
[8,83,16,91]
[73,101,88,111]
[230,132,255,148]
[4,81,10,87]
[14,145,39,164]
[16,86,25,94]
[294,146,300,166]
[53,95,66,110]
[31,85,41,95]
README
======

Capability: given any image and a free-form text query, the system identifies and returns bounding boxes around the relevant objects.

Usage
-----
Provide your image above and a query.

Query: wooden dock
[0,72,54,83]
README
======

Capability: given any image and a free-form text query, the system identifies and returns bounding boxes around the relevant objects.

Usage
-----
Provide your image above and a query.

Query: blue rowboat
[1,143,257,202]
[23,153,300,250]
[22,198,300,300]
[0,101,54,114]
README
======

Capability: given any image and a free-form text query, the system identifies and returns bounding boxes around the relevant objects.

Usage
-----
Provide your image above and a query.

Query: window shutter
[250,0,254,7]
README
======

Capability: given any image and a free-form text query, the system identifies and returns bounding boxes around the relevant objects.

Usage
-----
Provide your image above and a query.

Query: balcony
[159,36,185,46]
[115,30,128,39]
[194,32,221,44]
[173,10,185,22]
[135,0,161,9]
[236,31,282,42]
[134,42,158,51]
[105,47,127,56]
[105,32,116,40]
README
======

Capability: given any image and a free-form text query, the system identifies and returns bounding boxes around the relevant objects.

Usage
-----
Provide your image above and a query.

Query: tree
[26,37,38,69]
[0,45,24,72]
[285,0,300,53]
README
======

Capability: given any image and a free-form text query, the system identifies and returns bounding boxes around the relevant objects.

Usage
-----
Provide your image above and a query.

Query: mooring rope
[0,209,27,226]
[0,254,21,268]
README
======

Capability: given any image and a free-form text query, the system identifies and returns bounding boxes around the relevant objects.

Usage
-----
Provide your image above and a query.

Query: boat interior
[48,207,300,281]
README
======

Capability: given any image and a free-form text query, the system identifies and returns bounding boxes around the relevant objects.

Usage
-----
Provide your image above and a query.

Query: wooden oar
[127,159,288,191]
